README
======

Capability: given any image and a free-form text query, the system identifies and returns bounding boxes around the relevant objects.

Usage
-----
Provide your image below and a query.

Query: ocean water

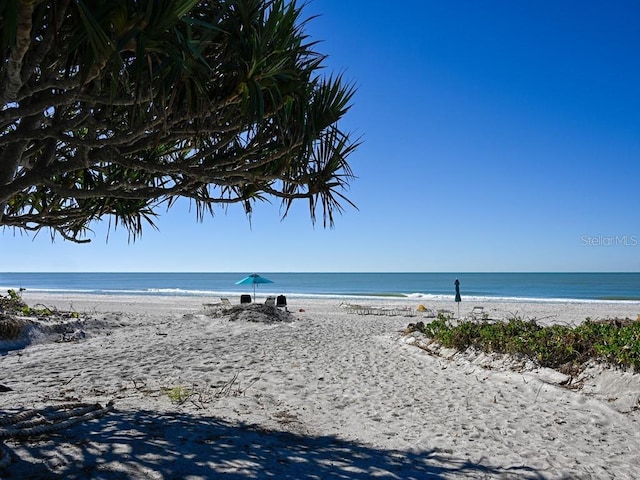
[0,272,639,303]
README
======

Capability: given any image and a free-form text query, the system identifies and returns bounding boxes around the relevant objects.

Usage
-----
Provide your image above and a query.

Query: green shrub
[411,317,640,371]
[1,289,57,317]
[1,289,28,313]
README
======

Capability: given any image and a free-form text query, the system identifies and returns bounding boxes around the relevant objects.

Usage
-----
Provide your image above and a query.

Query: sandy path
[1,296,640,478]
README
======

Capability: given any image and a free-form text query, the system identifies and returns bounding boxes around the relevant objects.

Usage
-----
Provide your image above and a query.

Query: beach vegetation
[1,289,28,312]
[0,0,358,243]
[1,289,80,324]
[0,289,58,317]
[163,375,253,408]
[165,386,194,405]
[409,314,640,372]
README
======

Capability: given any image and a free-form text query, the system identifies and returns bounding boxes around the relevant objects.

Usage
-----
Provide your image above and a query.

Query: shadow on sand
[2,407,548,479]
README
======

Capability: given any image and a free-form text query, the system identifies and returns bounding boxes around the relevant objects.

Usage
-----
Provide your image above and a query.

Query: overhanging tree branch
[0,0,360,242]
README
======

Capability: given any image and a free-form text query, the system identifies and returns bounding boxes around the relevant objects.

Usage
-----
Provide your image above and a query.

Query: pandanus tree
[0,0,358,242]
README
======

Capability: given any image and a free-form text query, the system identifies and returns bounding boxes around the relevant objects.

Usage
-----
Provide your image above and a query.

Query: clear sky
[2,0,639,272]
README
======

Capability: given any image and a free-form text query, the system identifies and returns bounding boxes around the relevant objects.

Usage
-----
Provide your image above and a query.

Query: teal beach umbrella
[235,274,274,302]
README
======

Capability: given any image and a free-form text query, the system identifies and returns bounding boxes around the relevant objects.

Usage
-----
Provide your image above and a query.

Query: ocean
[0,272,639,303]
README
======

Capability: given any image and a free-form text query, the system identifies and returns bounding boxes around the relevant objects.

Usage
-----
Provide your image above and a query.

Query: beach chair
[417,305,437,318]
[396,306,417,317]
[265,296,276,306]
[355,305,371,315]
[340,302,358,314]
[468,306,486,321]
[276,295,287,311]
[341,303,375,315]
[203,297,232,313]
[379,306,399,316]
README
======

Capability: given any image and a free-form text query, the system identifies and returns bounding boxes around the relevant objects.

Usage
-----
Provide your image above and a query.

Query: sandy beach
[2,293,640,479]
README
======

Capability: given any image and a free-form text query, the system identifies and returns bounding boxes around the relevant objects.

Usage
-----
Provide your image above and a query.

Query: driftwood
[0,402,114,469]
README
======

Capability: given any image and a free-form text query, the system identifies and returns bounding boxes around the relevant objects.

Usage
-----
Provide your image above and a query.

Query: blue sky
[2,0,639,272]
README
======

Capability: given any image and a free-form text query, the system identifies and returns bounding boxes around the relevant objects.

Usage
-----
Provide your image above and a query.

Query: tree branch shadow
[2,407,549,479]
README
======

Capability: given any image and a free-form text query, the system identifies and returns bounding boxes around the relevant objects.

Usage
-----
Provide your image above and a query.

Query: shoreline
[8,288,640,303]
[19,291,640,325]
[1,293,640,478]
[4,282,640,304]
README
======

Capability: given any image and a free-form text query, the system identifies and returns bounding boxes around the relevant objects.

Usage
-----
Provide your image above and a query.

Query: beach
[2,293,640,479]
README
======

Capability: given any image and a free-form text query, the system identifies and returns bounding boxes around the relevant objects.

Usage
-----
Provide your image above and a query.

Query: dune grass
[407,315,640,372]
